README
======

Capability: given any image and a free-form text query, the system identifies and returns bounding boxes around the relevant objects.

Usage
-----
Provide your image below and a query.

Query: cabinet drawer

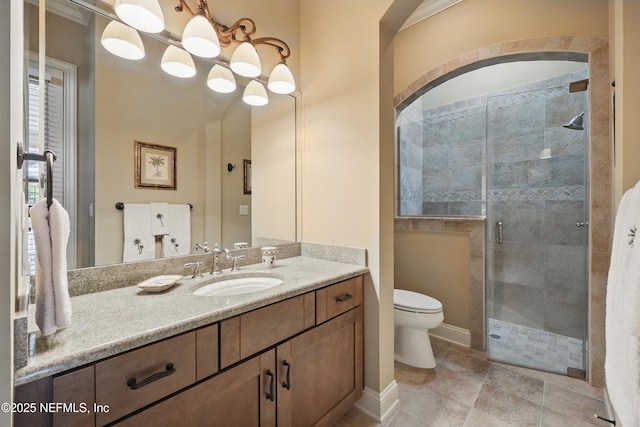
[95,332,196,425]
[220,293,315,368]
[316,276,363,324]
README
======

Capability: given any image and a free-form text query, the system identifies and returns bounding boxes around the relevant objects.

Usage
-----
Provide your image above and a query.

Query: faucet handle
[224,248,245,272]
[193,242,210,253]
[184,261,204,278]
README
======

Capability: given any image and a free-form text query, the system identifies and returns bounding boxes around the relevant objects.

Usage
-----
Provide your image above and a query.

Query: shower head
[563,111,584,130]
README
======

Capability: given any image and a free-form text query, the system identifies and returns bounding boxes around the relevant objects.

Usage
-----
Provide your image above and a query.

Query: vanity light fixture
[114,0,165,33]
[242,80,269,107]
[101,20,145,60]
[207,64,236,93]
[161,45,196,78]
[106,0,296,104]
[229,41,261,78]
[267,62,296,95]
[182,13,221,59]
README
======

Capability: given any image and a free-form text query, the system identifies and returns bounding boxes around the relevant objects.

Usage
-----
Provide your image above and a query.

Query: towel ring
[16,143,57,209]
[44,151,55,209]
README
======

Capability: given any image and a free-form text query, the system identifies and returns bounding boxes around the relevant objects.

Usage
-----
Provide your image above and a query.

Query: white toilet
[393,289,444,369]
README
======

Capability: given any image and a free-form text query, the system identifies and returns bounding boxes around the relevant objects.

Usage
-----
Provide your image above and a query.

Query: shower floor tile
[487,318,584,375]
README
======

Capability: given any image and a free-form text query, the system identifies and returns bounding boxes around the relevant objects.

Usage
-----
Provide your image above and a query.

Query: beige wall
[221,97,252,248]
[612,0,640,201]
[299,0,421,413]
[252,93,297,245]
[395,231,470,328]
[300,0,392,395]
[394,0,609,95]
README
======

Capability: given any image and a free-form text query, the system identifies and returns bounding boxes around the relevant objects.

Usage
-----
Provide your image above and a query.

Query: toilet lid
[394,289,442,314]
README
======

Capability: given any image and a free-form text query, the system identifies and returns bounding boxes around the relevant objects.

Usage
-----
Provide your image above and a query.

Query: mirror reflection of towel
[162,204,191,257]
[123,204,155,262]
[31,198,72,337]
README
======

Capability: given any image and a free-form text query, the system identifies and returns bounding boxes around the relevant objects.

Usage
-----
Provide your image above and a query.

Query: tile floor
[487,318,585,374]
[336,337,612,427]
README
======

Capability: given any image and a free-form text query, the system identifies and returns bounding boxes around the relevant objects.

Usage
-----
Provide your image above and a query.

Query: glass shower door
[485,86,589,376]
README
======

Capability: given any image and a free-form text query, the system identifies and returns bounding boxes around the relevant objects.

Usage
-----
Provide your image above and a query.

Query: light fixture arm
[214,17,256,46]
[252,37,290,63]
[174,0,290,63]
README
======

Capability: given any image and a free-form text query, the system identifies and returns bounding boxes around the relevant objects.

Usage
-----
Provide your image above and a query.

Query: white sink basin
[193,277,283,297]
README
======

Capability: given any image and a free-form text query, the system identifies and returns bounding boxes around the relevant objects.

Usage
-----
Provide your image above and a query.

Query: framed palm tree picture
[134,141,177,190]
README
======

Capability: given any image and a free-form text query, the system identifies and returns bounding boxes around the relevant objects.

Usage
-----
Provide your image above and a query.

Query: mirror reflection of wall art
[244,159,252,195]
[135,141,177,190]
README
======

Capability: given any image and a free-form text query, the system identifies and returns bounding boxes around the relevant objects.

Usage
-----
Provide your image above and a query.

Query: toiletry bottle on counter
[261,246,277,268]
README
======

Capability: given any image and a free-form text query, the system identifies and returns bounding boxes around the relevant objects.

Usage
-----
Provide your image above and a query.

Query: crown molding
[400,0,463,31]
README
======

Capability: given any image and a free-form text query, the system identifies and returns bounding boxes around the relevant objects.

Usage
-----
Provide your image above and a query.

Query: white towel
[123,204,156,262]
[162,204,191,257]
[30,198,72,337]
[150,202,171,236]
[605,182,640,427]
[622,181,640,336]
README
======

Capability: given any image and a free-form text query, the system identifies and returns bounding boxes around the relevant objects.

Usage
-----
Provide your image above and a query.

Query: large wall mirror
[24,0,297,270]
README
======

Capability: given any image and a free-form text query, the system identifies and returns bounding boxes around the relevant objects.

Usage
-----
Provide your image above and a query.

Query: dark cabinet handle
[126,363,175,390]
[282,360,291,390]
[265,369,275,401]
[336,293,353,302]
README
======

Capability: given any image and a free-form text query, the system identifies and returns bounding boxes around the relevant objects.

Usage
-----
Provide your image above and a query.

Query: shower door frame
[484,84,590,376]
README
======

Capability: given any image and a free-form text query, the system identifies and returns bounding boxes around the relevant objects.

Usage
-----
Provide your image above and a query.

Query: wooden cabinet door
[53,366,95,427]
[115,350,276,427]
[277,305,363,427]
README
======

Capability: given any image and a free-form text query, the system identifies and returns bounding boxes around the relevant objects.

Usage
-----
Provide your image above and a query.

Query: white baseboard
[429,323,471,347]
[354,380,399,422]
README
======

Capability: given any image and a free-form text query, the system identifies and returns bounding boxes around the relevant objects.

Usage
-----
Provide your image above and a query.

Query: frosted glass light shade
[243,80,269,106]
[114,0,165,33]
[161,45,196,78]
[207,65,236,93]
[267,63,296,94]
[101,21,145,60]
[182,15,221,58]
[230,42,262,78]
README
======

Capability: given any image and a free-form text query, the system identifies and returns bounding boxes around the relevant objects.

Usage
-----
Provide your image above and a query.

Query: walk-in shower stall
[397,58,590,376]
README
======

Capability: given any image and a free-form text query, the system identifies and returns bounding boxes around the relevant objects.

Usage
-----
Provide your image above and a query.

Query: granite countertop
[15,256,368,386]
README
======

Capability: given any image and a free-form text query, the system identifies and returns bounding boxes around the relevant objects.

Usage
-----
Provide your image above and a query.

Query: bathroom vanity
[14,255,367,426]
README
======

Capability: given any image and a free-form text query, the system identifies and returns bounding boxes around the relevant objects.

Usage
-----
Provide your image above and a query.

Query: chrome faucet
[184,261,204,278]
[225,248,246,272]
[211,244,223,275]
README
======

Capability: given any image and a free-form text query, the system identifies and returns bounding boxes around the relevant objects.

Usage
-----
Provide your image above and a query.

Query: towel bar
[115,202,193,210]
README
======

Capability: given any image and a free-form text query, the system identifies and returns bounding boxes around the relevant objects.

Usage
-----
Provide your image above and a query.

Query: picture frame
[134,141,177,190]
[243,159,252,195]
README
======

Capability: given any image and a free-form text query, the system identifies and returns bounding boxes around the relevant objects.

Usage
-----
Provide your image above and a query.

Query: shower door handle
[496,221,503,244]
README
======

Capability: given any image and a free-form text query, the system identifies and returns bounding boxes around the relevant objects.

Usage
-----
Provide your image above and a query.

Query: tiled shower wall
[398,68,589,340]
